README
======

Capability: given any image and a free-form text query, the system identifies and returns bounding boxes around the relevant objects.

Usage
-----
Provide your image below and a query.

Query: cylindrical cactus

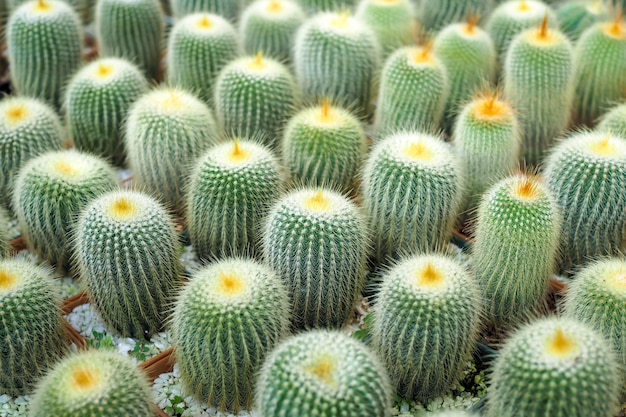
[556,0,609,41]
[371,253,482,402]
[419,0,495,33]
[65,58,149,166]
[172,258,290,412]
[0,259,68,396]
[75,190,182,338]
[255,329,393,417]
[354,0,414,58]
[170,0,242,21]
[597,101,626,139]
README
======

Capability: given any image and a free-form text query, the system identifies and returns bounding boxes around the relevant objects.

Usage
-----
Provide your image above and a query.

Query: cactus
[214,53,298,146]
[486,317,622,417]
[65,58,149,166]
[282,100,367,191]
[29,350,155,417]
[170,0,242,21]
[419,0,495,33]
[0,207,8,257]
[374,45,449,136]
[371,254,482,402]
[294,11,381,119]
[544,131,626,272]
[597,101,626,139]
[354,0,414,58]
[12,150,117,270]
[240,0,304,64]
[472,174,561,327]
[0,97,63,209]
[362,132,462,265]
[255,329,393,417]
[125,87,220,214]
[9,0,88,21]
[556,0,609,41]
[296,0,353,14]
[7,0,82,109]
[503,17,574,165]
[172,258,289,412]
[167,12,240,104]
[75,190,182,338]
[572,18,626,127]
[186,139,282,260]
[430,413,475,417]
[95,0,164,80]
[0,259,68,396]
[263,188,368,329]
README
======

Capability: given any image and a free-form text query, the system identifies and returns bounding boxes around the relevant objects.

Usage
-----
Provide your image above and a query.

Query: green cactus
[65,58,149,166]
[282,100,366,191]
[486,317,622,417]
[9,0,88,21]
[214,53,299,146]
[167,12,240,105]
[544,131,626,272]
[263,188,368,329]
[0,207,8,257]
[172,258,289,412]
[294,11,381,119]
[0,97,63,209]
[371,253,482,402]
[12,150,117,270]
[296,0,353,14]
[170,0,242,21]
[186,139,282,260]
[354,0,414,58]
[556,0,609,41]
[95,0,164,80]
[430,413,475,417]
[0,259,68,396]
[75,190,182,338]
[29,350,155,417]
[362,132,462,265]
[503,18,574,165]
[419,0,495,33]
[597,101,626,138]
[255,329,393,417]
[125,87,220,214]
[374,45,449,136]
[7,0,82,109]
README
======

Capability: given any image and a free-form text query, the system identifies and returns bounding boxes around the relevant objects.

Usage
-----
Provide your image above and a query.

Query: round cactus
[255,329,393,417]
[263,188,368,329]
[9,0,88,20]
[486,317,622,417]
[167,12,240,105]
[0,97,63,209]
[556,0,609,41]
[354,0,414,58]
[186,139,282,260]
[371,253,482,402]
[7,0,82,109]
[597,101,626,139]
[172,258,290,412]
[282,100,366,191]
[12,150,118,270]
[0,259,68,396]
[65,58,149,166]
[125,87,220,214]
[170,0,242,21]
[75,190,182,338]
[29,350,155,417]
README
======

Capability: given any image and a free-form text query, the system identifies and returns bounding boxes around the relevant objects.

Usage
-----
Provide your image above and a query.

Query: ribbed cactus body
[354,0,413,58]
[296,0,353,14]
[65,58,149,166]
[173,258,289,412]
[75,190,181,338]
[187,139,281,260]
[0,259,68,396]
[0,97,63,209]
[125,88,220,213]
[263,188,368,329]
[7,0,82,109]
[372,254,481,402]
[362,132,462,265]
[472,174,561,327]
[556,1,608,41]
[503,22,574,165]
[598,102,626,139]
[29,350,155,417]
[96,0,164,80]
[0,208,8,257]
[374,46,448,136]
[256,330,393,417]
[12,150,117,270]
[294,12,381,119]
[282,101,366,191]
[167,13,240,104]
[419,0,494,33]
[572,21,626,127]
[486,317,622,417]
[171,0,242,21]
[544,131,626,272]
[215,54,298,146]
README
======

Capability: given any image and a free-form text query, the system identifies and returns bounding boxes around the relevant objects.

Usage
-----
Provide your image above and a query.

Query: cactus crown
[2,102,29,127]
[37,151,100,181]
[471,92,514,122]
[544,328,579,360]
[409,44,435,65]
[526,14,558,45]
[32,0,52,13]
[603,14,626,39]
[586,133,626,159]
[152,88,199,114]
[0,268,18,291]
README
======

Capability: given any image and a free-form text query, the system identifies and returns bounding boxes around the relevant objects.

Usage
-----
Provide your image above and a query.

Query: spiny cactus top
[597,101,626,139]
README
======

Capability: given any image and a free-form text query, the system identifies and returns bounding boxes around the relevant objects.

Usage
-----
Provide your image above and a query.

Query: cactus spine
[354,0,414,58]
[419,0,495,33]
[556,0,609,41]
[170,0,242,21]
[597,101,626,139]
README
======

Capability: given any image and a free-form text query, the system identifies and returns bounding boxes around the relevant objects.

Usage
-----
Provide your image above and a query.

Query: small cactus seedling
[556,0,609,41]
[597,101,626,138]
[354,0,414,58]
[255,329,393,417]
[371,254,482,402]
[172,258,290,412]
[0,259,68,396]
[419,0,494,33]
[170,0,242,21]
